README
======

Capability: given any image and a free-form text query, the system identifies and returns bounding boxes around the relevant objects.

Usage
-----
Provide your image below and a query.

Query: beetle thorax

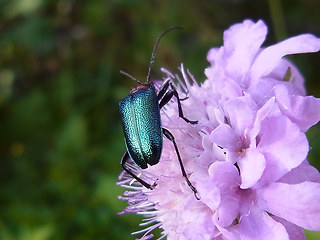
[130,84,151,95]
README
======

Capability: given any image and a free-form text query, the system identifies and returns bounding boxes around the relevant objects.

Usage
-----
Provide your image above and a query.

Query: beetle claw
[188,184,200,200]
[182,117,198,125]
[150,181,158,190]
[194,191,201,200]
[179,92,189,101]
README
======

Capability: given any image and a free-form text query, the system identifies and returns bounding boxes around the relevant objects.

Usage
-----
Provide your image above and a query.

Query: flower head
[118,19,320,240]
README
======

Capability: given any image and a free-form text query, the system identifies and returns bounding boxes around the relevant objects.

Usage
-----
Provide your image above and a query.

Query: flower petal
[238,148,266,189]
[198,162,240,213]
[257,115,309,184]
[251,34,320,80]
[211,124,238,150]
[265,58,306,96]
[279,160,320,184]
[208,159,241,186]
[180,200,217,240]
[208,162,241,227]
[275,84,320,132]
[223,20,267,81]
[272,216,306,240]
[217,207,289,240]
[249,97,275,147]
[248,59,306,106]
[207,47,221,64]
[257,182,320,230]
[197,177,221,211]
[224,96,256,135]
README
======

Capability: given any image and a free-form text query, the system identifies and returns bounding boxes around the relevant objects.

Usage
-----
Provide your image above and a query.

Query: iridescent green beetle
[119,27,198,198]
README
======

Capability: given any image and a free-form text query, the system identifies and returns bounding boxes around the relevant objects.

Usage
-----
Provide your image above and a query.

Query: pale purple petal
[179,200,217,240]
[220,77,243,100]
[238,148,266,189]
[223,19,267,81]
[197,177,221,211]
[279,160,320,184]
[248,58,306,106]
[218,207,289,240]
[247,78,278,107]
[249,97,275,146]
[194,135,226,172]
[224,96,256,135]
[275,84,320,132]
[204,66,243,101]
[251,34,320,80]
[208,161,240,189]
[257,115,309,184]
[210,124,238,150]
[207,162,241,227]
[207,47,221,64]
[217,197,240,228]
[265,58,306,96]
[272,216,306,240]
[197,161,240,214]
[257,182,320,230]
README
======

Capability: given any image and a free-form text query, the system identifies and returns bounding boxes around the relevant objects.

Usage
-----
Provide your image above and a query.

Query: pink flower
[118,19,320,240]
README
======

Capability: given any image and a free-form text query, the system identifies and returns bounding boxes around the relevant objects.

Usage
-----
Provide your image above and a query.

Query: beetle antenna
[120,70,144,84]
[146,26,183,84]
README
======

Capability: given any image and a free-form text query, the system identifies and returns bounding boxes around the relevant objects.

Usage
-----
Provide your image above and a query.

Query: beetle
[119,27,198,198]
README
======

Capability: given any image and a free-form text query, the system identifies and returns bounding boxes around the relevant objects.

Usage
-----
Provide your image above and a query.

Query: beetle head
[130,84,151,95]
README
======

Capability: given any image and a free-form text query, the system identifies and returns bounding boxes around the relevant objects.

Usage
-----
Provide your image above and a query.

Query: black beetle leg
[159,84,198,124]
[157,79,171,100]
[162,128,199,200]
[121,151,157,189]
[179,90,189,101]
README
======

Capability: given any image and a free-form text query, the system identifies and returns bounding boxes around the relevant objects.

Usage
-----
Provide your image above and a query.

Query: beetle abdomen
[119,87,163,169]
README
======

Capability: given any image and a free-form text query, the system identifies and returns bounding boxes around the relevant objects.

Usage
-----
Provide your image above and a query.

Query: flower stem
[268,0,288,40]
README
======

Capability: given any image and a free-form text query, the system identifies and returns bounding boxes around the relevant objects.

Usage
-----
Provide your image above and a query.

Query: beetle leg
[121,151,157,190]
[159,85,198,124]
[162,128,200,200]
[158,80,189,102]
[179,90,189,101]
[157,79,171,100]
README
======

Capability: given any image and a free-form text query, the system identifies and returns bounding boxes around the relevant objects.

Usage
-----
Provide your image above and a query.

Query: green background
[0,0,319,239]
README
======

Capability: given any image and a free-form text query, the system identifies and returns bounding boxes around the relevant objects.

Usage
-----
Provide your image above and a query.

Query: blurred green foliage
[0,0,319,239]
